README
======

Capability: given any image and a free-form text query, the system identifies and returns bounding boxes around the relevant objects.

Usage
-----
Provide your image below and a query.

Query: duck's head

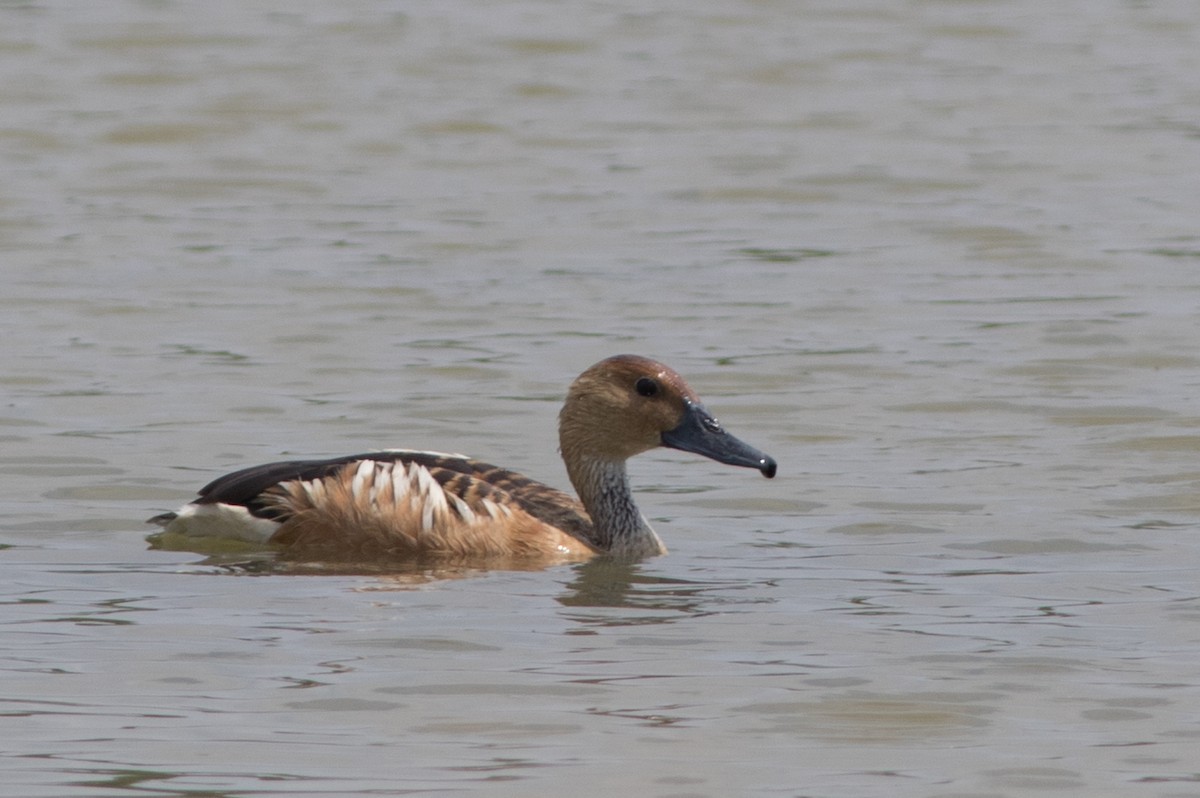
[558,354,777,478]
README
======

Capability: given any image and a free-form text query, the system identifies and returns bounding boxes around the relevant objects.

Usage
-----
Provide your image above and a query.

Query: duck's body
[155,449,605,561]
[150,355,776,563]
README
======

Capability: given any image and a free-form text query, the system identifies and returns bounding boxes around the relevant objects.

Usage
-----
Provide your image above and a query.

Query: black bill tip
[661,401,777,479]
[759,456,777,479]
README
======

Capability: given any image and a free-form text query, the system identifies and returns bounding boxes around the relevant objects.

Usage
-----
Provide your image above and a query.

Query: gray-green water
[3,2,1200,796]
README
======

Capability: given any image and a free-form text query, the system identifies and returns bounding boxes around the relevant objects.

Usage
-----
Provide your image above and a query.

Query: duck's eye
[635,377,659,397]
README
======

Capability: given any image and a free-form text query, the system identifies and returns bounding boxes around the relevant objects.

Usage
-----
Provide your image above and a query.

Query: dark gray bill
[660,401,777,478]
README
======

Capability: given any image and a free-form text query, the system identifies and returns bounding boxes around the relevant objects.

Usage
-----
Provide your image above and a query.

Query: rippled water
[3,2,1200,796]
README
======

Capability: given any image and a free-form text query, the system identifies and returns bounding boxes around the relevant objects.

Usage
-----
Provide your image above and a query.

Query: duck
[148,354,777,563]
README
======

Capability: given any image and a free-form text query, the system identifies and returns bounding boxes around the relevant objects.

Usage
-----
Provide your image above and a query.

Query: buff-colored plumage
[150,355,776,565]
[264,459,595,562]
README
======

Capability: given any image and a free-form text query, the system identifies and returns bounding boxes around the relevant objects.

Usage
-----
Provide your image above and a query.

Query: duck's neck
[566,456,665,558]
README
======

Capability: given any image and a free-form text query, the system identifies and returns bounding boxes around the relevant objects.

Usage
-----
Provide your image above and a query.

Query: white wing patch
[343,459,489,536]
[449,493,476,525]
[374,448,469,460]
[161,502,279,543]
[480,499,510,521]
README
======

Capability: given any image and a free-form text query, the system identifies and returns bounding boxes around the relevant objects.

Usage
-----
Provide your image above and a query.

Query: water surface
[3,2,1200,796]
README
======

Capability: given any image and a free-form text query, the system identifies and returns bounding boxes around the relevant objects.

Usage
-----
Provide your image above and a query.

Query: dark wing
[193,452,378,520]
[194,450,593,537]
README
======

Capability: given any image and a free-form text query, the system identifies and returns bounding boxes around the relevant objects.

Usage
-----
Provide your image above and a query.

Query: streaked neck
[565,456,665,558]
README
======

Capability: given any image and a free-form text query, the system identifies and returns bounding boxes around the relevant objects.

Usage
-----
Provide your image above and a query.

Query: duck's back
[158,449,597,562]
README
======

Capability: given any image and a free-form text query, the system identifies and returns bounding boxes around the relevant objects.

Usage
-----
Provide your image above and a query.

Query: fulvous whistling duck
[149,355,777,562]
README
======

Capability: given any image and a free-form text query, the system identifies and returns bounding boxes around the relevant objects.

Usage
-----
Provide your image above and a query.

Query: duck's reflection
[556,557,718,624]
[557,557,642,607]
[152,537,736,624]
